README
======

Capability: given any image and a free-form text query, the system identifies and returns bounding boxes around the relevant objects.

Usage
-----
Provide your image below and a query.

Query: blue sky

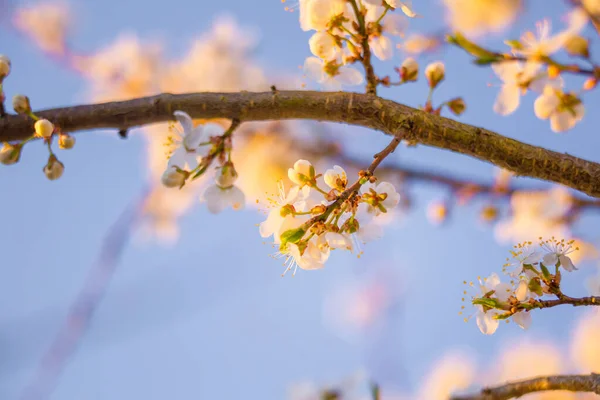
[1,0,600,399]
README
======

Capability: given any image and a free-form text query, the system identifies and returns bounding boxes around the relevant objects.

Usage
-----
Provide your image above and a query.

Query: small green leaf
[528,278,544,297]
[473,297,501,309]
[540,263,552,280]
[279,227,306,247]
[504,39,524,50]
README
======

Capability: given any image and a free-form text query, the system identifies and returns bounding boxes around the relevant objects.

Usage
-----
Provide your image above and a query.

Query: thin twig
[348,0,379,95]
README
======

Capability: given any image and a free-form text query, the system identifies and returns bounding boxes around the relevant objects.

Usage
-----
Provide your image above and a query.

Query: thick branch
[452,373,600,400]
[3,91,600,198]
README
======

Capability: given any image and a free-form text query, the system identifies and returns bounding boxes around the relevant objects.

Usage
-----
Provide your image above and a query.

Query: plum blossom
[308,31,340,60]
[323,165,347,191]
[201,184,245,214]
[260,182,311,243]
[298,0,346,31]
[503,241,542,277]
[164,111,220,170]
[282,240,331,275]
[491,60,550,116]
[363,5,408,60]
[360,181,401,216]
[303,57,364,90]
[534,86,585,132]
[362,0,418,18]
[473,273,505,335]
[514,14,587,58]
[541,238,578,271]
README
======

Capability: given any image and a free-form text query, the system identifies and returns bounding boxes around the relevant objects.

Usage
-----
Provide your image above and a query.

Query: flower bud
[427,200,448,225]
[425,61,445,89]
[0,54,10,79]
[446,97,466,116]
[12,95,31,114]
[0,142,21,165]
[216,162,238,188]
[480,205,498,223]
[310,204,327,214]
[43,155,64,181]
[58,133,75,149]
[583,77,597,91]
[399,57,418,82]
[288,159,314,186]
[547,64,560,79]
[34,119,55,138]
[161,167,187,188]
[564,35,589,58]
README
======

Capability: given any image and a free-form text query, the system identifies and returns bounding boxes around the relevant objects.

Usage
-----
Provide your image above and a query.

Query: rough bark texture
[2,91,600,197]
[452,373,600,400]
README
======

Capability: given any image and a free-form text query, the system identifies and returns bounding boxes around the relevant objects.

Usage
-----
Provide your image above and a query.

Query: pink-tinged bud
[425,61,445,89]
[58,133,75,149]
[12,94,31,114]
[446,97,466,116]
[0,142,21,165]
[43,155,64,181]
[215,162,238,188]
[399,57,418,82]
[161,167,187,188]
[0,54,10,79]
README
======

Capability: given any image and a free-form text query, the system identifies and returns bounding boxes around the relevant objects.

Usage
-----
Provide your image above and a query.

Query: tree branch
[452,373,600,400]
[3,91,600,198]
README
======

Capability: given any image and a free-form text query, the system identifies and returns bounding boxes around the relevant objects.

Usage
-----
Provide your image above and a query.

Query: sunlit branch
[452,373,600,400]
[3,91,600,198]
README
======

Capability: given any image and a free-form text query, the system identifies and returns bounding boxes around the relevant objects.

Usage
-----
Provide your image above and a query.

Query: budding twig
[348,0,379,95]
[451,373,600,400]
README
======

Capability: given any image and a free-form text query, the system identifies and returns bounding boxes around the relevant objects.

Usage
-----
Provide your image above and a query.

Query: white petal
[515,280,529,301]
[534,92,559,120]
[336,66,364,85]
[203,185,228,214]
[371,36,394,60]
[559,255,576,271]
[168,147,188,169]
[494,282,512,302]
[174,111,194,134]
[493,84,521,116]
[260,209,283,238]
[523,251,542,264]
[486,273,501,289]
[201,123,225,140]
[224,186,246,211]
[550,111,575,132]
[303,57,325,82]
[543,252,559,267]
[325,232,353,251]
[512,311,532,330]
[476,309,499,335]
[492,61,522,82]
[383,13,408,36]
[309,31,338,60]
[357,222,383,243]
[184,152,200,170]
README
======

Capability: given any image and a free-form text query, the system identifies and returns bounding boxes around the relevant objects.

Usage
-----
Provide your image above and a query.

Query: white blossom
[491,60,547,116]
[303,57,364,90]
[299,0,346,31]
[534,86,584,132]
[308,31,340,60]
[541,238,577,271]
[323,165,347,191]
[201,184,245,214]
[165,111,220,170]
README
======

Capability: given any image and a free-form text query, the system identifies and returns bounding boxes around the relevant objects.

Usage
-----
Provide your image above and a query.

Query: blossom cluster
[160,111,245,214]
[260,160,400,275]
[463,237,580,335]
[450,8,591,132]
[0,56,75,180]
[296,0,418,89]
